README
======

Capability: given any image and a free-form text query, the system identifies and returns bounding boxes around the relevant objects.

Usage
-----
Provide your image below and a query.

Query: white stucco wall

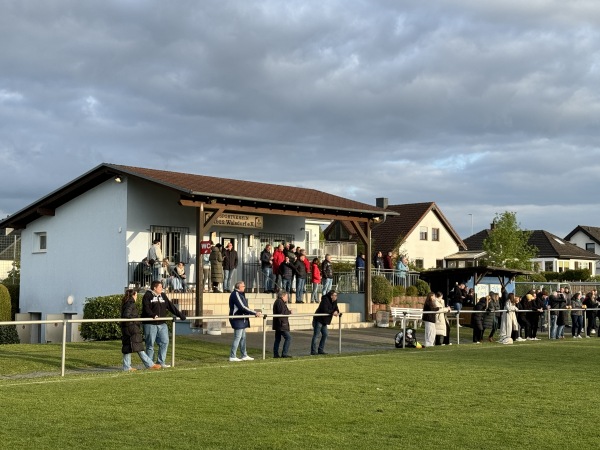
[20,180,127,318]
[18,175,321,321]
[401,210,461,268]
[566,231,600,271]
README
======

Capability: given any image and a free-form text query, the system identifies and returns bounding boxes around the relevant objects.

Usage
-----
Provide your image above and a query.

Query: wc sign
[200,241,212,254]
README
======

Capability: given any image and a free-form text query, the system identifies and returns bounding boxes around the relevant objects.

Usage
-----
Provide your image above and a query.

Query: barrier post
[262,315,267,360]
[338,314,342,354]
[547,309,551,339]
[456,312,460,345]
[172,318,176,367]
[61,319,67,377]
[402,311,407,349]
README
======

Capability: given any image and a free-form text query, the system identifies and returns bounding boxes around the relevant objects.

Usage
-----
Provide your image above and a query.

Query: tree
[482,212,537,270]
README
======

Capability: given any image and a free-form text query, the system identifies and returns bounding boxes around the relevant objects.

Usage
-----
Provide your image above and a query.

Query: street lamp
[468,214,473,236]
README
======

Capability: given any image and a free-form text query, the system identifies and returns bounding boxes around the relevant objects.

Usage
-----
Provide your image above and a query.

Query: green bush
[405,285,418,296]
[81,295,125,341]
[0,284,20,344]
[332,261,355,273]
[4,284,19,319]
[371,276,393,305]
[0,284,11,321]
[541,270,592,282]
[414,279,430,296]
[392,285,406,297]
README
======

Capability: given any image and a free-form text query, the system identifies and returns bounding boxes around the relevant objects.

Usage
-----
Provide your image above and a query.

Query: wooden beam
[348,220,368,245]
[203,207,226,229]
[179,199,371,222]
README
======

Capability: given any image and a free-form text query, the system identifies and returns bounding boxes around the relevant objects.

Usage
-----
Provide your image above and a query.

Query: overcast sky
[1,0,599,239]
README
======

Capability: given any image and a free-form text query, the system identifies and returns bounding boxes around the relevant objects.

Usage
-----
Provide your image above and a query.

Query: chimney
[376,197,388,209]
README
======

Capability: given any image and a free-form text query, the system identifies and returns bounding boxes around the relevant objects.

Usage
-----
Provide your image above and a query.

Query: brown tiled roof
[565,225,600,244]
[324,202,465,253]
[0,163,388,229]
[371,202,466,253]
[466,228,598,260]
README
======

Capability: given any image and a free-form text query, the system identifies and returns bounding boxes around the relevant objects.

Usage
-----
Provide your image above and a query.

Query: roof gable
[325,202,466,253]
[565,225,600,245]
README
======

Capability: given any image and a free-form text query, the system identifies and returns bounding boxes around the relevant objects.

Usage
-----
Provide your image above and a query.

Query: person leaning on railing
[310,290,339,355]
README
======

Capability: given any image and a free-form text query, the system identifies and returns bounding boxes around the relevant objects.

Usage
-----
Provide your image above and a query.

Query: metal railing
[0,312,343,377]
[336,269,420,293]
[396,307,600,348]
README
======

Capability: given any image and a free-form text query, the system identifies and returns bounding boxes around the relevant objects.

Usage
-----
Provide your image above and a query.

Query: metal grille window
[150,226,189,263]
[259,233,294,249]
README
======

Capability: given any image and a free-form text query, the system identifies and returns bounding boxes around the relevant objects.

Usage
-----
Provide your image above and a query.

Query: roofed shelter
[419,266,533,299]
[0,163,391,325]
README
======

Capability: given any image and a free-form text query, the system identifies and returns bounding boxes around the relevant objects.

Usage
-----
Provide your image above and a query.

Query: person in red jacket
[311,258,321,303]
[272,243,285,292]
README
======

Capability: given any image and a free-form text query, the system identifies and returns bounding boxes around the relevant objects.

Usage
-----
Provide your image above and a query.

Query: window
[432,228,440,241]
[414,258,424,269]
[574,261,580,270]
[544,261,553,272]
[419,226,428,241]
[557,260,569,273]
[586,243,596,253]
[436,259,444,268]
[150,226,189,263]
[34,232,47,252]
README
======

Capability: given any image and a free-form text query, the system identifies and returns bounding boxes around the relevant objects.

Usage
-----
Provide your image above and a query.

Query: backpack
[395,328,417,348]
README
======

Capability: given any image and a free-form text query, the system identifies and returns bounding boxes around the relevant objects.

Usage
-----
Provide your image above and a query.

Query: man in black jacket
[272,291,292,358]
[141,280,186,368]
[311,290,340,355]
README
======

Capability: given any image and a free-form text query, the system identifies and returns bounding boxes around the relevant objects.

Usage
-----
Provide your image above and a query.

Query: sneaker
[475,342,481,344]
[577,335,583,339]
[229,357,242,362]
[515,337,526,342]
[241,355,254,361]
[526,337,533,340]
[126,368,137,372]
[318,351,328,355]
[161,364,171,368]
[447,343,453,346]
[586,336,591,339]
[592,329,596,335]
[149,364,162,370]
[533,337,541,341]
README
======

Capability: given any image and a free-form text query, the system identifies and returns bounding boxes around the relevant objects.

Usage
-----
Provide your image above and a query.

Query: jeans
[322,278,333,295]
[312,282,320,303]
[122,351,154,370]
[144,323,169,366]
[572,315,583,336]
[296,278,306,303]
[454,302,462,313]
[230,328,248,358]
[557,324,565,338]
[550,314,558,339]
[311,319,329,354]
[203,267,211,290]
[224,268,236,291]
[273,330,292,357]
[263,267,273,292]
[152,265,161,282]
[282,278,292,293]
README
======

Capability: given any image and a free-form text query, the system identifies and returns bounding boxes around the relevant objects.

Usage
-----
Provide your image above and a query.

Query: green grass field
[0,336,598,449]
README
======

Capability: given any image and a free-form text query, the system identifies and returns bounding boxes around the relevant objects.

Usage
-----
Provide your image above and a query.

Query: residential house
[564,225,600,272]
[325,199,466,269]
[462,229,598,275]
